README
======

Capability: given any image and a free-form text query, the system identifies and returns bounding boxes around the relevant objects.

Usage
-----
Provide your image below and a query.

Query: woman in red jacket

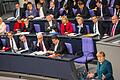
[60,16,73,35]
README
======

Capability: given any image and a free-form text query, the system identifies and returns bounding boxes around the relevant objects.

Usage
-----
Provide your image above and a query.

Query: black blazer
[49,41,68,54]
[6,36,20,49]
[108,21,120,36]
[19,38,34,52]
[34,38,51,51]
[0,39,3,49]
[90,21,105,38]
[44,20,59,33]
[76,6,90,19]
[76,24,88,35]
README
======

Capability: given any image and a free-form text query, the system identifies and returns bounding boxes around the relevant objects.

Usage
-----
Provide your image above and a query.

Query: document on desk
[30,51,46,55]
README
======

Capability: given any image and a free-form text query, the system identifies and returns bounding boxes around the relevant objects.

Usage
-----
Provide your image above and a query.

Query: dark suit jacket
[48,7,59,19]
[0,39,3,49]
[90,21,105,38]
[76,6,90,19]
[44,20,59,33]
[94,6,111,18]
[34,38,51,51]
[6,36,20,49]
[108,21,120,36]
[14,8,24,19]
[76,24,88,35]
[49,41,68,54]
[95,60,114,80]
[19,38,34,52]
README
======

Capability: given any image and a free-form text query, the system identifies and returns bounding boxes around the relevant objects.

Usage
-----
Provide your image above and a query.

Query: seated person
[13,19,25,33]
[60,16,73,35]
[23,19,35,33]
[0,17,6,34]
[47,35,68,57]
[4,32,19,53]
[0,38,3,50]
[19,35,34,53]
[25,2,37,19]
[75,14,89,35]
[45,14,59,34]
[87,51,114,80]
[34,32,51,52]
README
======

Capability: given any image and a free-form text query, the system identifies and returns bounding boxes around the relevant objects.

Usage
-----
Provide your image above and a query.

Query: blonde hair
[96,51,105,57]
[61,16,68,24]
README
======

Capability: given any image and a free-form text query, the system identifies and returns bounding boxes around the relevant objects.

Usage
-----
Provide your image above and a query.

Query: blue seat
[65,43,73,54]
[89,10,95,17]
[34,24,41,33]
[74,37,94,71]
[72,23,76,33]
[72,8,77,15]
[6,24,10,32]
[1,39,6,46]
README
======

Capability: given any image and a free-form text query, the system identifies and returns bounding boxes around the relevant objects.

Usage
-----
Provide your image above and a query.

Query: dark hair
[51,35,59,40]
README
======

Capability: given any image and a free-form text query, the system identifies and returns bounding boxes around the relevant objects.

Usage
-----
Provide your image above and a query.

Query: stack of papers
[29,51,46,55]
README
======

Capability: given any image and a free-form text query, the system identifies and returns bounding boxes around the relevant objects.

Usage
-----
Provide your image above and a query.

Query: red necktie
[111,24,116,36]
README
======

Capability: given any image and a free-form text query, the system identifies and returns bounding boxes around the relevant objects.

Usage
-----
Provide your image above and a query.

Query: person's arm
[67,22,73,33]
[104,62,113,79]
[0,23,6,33]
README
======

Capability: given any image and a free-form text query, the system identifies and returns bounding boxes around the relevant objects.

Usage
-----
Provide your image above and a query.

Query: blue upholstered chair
[65,43,73,54]
[89,10,95,17]
[1,39,6,46]
[72,23,76,33]
[74,37,94,71]
[34,24,41,33]
[72,8,77,15]
[6,24,10,32]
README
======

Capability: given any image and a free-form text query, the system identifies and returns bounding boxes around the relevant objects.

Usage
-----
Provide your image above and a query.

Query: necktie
[94,24,96,33]
[39,43,43,51]
[111,24,116,36]
[11,39,15,53]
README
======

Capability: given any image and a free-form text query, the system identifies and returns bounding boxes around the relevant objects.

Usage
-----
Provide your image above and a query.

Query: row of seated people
[11,0,120,20]
[2,14,120,39]
[0,32,69,58]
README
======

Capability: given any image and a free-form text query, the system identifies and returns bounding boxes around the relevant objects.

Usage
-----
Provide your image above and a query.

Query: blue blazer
[95,59,114,80]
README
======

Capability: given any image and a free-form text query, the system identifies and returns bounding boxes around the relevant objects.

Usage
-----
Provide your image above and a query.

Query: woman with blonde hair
[0,17,6,34]
[60,16,73,35]
[87,51,114,80]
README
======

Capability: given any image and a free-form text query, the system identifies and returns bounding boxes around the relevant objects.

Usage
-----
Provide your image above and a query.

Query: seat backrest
[82,37,94,54]
[6,24,10,32]
[65,43,73,54]
[1,39,6,46]
[89,10,95,17]
[34,24,41,33]
[72,8,77,15]
[72,23,76,32]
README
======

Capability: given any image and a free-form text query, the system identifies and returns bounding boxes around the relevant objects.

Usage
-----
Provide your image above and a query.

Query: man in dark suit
[108,15,120,37]
[76,1,90,19]
[14,2,24,19]
[5,32,19,53]
[45,14,59,34]
[48,1,59,19]
[91,16,106,38]
[19,35,34,53]
[47,35,68,55]
[34,32,51,51]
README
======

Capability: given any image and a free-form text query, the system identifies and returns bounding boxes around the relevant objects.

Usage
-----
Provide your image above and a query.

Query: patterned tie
[111,24,116,36]
[39,43,43,51]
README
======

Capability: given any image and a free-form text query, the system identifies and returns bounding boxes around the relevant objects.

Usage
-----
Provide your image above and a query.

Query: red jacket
[14,22,26,33]
[60,21,73,35]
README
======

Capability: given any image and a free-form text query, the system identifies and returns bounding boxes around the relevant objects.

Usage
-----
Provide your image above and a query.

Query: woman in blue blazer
[87,51,114,80]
